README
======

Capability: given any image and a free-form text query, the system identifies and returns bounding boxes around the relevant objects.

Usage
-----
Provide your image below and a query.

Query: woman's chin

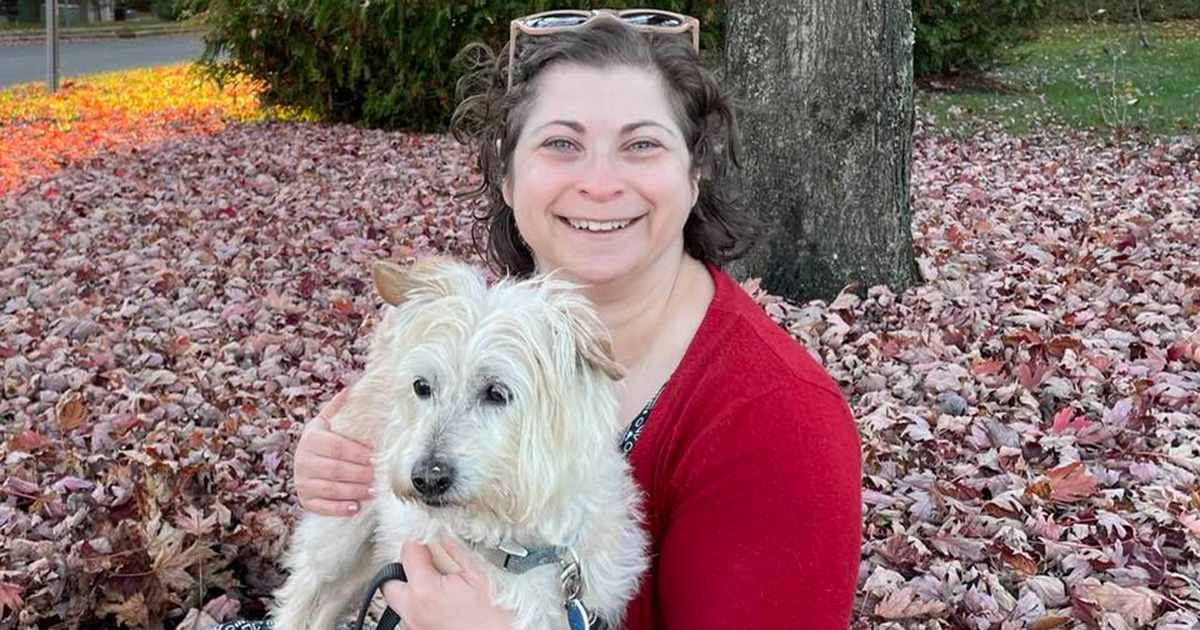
[541,257,634,287]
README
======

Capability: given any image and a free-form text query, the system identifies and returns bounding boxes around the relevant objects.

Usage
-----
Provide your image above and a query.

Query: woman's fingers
[293,387,376,515]
[308,431,374,467]
[295,452,374,485]
[296,477,374,502]
[298,496,367,517]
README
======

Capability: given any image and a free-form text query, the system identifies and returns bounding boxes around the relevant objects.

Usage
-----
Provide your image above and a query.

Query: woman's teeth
[565,217,634,232]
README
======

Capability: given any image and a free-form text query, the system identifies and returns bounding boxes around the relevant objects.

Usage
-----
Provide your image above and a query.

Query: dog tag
[565,598,591,630]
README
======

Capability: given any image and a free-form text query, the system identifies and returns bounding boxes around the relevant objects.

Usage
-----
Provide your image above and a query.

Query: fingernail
[347,503,359,514]
[367,487,377,497]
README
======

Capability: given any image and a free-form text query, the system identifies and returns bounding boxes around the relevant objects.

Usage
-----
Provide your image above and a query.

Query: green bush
[1044,0,1200,21]
[191,0,725,131]
[913,0,1045,76]
[154,0,205,21]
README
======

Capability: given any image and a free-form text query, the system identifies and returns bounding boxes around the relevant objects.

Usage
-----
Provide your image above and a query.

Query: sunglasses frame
[507,8,701,89]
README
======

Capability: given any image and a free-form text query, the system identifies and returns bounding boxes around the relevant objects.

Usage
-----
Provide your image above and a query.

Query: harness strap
[352,562,406,630]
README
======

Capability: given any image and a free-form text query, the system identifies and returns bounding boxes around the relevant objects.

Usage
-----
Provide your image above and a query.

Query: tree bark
[723,0,919,303]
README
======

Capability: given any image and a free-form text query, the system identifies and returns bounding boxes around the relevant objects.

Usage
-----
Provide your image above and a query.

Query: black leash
[351,562,406,630]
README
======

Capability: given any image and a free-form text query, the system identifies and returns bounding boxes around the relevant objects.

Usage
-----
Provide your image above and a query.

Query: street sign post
[46,0,59,93]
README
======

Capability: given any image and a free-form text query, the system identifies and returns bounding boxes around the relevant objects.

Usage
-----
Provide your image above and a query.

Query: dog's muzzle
[411,457,456,503]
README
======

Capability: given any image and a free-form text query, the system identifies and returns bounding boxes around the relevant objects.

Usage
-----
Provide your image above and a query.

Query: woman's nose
[576,153,623,201]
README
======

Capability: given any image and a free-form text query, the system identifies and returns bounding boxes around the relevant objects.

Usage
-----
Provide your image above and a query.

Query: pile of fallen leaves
[755,120,1200,629]
[0,112,1198,629]
[0,64,303,197]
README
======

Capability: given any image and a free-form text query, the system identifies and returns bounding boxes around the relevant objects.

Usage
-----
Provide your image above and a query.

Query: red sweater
[622,263,862,630]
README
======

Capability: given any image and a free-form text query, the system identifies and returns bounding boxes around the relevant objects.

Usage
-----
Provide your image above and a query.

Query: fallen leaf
[0,582,22,617]
[55,392,86,432]
[1051,407,1095,433]
[1082,582,1162,627]
[875,586,948,619]
[1029,616,1072,630]
[1045,462,1098,503]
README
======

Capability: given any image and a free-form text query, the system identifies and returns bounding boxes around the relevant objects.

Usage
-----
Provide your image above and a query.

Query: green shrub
[913,0,1045,76]
[155,0,208,21]
[191,0,725,131]
[1044,0,1200,21]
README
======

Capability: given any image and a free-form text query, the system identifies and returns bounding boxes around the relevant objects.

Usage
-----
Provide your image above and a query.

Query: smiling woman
[269,8,863,630]
[500,64,699,289]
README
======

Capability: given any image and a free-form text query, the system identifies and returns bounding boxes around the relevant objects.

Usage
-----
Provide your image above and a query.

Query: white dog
[270,258,648,630]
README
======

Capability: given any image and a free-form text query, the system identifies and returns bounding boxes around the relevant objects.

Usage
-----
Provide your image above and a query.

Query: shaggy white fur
[270,258,648,630]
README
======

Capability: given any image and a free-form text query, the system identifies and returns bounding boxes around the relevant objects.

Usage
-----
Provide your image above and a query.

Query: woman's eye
[481,383,510,406]
[544,138,576,151]
[628,140,660,151]
[413,378,433,399]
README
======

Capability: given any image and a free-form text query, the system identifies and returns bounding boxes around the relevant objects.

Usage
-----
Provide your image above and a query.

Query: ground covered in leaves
[0,111,1198,629]
[0,64,302,197]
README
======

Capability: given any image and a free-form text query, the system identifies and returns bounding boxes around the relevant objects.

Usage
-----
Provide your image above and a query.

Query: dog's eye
[413,378,433,399]
[481,383,510,406]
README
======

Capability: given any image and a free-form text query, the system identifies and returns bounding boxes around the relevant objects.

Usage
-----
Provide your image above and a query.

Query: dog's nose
[411,458,456,499]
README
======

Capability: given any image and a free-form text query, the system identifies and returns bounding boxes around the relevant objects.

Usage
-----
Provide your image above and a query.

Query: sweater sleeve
[656,382,862,629]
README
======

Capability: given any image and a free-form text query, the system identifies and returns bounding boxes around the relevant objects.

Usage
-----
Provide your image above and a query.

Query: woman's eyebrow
[534,119,676,137]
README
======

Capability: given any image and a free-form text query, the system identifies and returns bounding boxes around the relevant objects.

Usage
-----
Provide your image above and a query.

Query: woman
[293,9,861,630]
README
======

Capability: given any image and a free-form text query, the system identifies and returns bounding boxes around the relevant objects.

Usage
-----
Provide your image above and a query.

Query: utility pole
[46,0,59,93]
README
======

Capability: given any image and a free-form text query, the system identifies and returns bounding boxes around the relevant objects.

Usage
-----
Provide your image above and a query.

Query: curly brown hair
[450,16,760,277]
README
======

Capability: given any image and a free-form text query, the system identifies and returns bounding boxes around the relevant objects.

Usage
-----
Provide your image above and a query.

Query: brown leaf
[97,592,149,628]
[1029,616,1072,630]
[999,549,1040,577]
[55,391,87,432]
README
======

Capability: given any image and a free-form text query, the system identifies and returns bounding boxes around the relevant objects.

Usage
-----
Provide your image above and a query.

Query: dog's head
[362,257,624,528]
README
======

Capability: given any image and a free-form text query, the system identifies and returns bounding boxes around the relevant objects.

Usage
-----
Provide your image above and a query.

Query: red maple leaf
[1046,462,1098,503]
[0,582,23,618]
[1051,407,1095,434]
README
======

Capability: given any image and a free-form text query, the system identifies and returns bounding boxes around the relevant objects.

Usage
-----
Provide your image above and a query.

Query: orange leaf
[1029,616,1071,630]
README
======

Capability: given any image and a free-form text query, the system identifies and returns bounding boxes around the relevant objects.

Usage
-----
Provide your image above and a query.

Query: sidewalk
[0,22,204,45]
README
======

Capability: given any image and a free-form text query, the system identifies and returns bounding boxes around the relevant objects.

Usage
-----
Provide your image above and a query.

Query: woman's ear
[502,175,513,207]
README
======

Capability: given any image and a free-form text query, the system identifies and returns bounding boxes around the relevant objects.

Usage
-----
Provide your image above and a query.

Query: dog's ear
[575,321,624,382]
[553,291,625,382]
[371,257,476,306]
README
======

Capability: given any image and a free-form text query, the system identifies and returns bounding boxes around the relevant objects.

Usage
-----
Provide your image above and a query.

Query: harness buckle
[559,557,583,601]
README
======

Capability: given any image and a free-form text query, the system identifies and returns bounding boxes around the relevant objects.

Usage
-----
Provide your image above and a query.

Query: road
[0,35,205,88]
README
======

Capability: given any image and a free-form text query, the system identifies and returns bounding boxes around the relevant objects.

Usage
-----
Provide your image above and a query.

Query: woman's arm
[656,384,862,629]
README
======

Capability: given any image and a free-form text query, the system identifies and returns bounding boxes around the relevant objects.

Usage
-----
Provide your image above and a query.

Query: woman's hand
[293,388,376,515]
[382,538,516,630]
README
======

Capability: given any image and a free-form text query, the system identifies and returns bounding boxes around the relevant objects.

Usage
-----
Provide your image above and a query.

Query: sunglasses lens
[524,13,590,29]
[621,11,683,27]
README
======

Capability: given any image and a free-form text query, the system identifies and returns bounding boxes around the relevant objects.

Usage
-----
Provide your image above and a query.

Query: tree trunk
[723,0,919,303]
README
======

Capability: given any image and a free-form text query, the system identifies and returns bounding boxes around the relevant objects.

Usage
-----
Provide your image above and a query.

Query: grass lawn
[917,19,1200,137]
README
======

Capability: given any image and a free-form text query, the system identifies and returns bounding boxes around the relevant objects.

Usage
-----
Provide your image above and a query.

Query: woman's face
[503,63,699,288]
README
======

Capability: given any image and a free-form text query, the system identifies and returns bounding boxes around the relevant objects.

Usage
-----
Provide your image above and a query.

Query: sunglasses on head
[507,9,701,89]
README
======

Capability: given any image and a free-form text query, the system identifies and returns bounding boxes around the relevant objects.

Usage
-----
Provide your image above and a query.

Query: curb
[0,25,205,45]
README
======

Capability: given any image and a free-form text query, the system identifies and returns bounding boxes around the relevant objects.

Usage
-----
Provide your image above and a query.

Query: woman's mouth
[560,216,643,233]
